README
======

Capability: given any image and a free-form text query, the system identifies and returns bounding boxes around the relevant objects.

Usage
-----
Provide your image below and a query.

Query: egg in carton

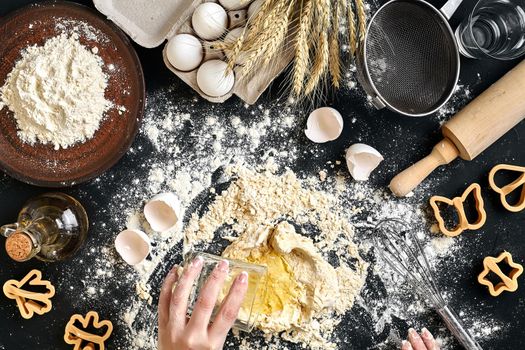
[94,0,292,104]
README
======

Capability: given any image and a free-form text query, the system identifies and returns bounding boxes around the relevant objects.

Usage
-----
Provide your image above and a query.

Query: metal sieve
[357,0,463,117]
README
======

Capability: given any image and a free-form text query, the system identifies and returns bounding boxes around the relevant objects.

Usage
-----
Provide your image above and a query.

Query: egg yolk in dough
[244,248,301,317]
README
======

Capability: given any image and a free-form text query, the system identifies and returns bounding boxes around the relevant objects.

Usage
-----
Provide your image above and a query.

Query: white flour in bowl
[0,33,112,150]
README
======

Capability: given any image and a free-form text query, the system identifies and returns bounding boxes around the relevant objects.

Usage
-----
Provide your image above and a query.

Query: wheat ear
[292,0,313,96]
[241,1,292,76]
[329,0,342,88]
[226,0,275,70]
[355,0,366,42]
[346,0,357,57]
[305,0,331,95]
[305,31,329,95]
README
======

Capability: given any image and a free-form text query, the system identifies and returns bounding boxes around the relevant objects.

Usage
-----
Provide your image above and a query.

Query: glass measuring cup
[183,252,267,332]
[455,0,525,60]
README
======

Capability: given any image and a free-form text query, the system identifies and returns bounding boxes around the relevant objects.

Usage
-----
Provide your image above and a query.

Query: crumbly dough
[223,221,339,333]
[183,165,368,348]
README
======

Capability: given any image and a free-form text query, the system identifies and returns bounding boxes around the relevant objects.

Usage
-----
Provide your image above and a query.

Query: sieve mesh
[365,1,458,115]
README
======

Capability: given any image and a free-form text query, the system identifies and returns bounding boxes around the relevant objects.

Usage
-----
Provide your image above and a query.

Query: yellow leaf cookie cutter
[488,164,525,212]
[64,311,113,350]
[3,269,55,319]
[478,251,523,296]
[429,183,487,237]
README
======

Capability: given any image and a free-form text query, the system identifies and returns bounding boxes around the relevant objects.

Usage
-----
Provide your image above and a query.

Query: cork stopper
[5,232,33,262]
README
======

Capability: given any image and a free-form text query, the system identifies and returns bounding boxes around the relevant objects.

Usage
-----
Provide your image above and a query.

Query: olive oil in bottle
[1,193,89,262]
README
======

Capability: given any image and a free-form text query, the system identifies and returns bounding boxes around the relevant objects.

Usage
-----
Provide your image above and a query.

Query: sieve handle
[389,139,459,197]
[440,0,464,19]
[436,305,483,350]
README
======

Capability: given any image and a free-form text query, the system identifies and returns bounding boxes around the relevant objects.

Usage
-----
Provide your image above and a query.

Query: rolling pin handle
[389,139,459,197]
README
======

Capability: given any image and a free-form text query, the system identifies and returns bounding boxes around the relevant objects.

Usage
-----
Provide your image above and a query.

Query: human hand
[402,328,439,350]
[158,257,249,350]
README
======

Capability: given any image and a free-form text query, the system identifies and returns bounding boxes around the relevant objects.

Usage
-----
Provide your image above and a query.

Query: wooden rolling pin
[390,59,525,197]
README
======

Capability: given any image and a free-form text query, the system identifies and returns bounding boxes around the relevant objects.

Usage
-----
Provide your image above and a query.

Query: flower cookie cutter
[488,164,525,212]
[64,311,113,350]
[2,269,55,319]
[429,183,487,237]
[478,251,524,297]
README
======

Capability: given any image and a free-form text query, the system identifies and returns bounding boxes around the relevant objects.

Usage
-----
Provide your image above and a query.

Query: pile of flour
[0,33,112,149]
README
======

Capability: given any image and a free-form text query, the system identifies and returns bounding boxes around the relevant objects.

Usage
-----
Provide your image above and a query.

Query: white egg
[219,0,249,10]
[248,0,263,18]
[345,143,384,181]
[115,229,151,265]
[144,192,183,232]
[166,34,203,71]
[224,27,247,65]
[197,60,235,97]
[192,3,228,40]
[304,107,344,143]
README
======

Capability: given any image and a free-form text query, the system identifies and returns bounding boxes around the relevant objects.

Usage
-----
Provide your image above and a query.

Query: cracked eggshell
[115,229,151,265]
[304,107,344,143]
[345,143,384,181]
[144,192,183,232]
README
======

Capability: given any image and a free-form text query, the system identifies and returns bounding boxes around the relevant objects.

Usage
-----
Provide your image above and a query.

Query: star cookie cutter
[64,311,113,350]
[488,164,525,213]
[429,183,487,237]
[2,269,55,319]
[478,251,524,297]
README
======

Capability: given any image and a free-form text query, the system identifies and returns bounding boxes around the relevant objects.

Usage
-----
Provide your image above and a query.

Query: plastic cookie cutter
[64,311,113,350]
[488,164,525,213]
[2,269,55,319]
[429,183,487,237]
[478,251,524,297]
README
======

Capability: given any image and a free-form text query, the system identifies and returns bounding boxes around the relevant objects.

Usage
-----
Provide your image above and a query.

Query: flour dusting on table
[67,84,503,349]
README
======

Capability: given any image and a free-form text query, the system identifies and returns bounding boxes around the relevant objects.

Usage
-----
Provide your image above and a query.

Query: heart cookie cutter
[64,311,113,350]
[478,251,523,297]
[2,269,55,319]
[429,183,487,237]
[488,164,525,212]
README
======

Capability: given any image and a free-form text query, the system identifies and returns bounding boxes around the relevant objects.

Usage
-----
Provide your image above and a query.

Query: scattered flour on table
[71,85,503,350]
[0,33,112,149]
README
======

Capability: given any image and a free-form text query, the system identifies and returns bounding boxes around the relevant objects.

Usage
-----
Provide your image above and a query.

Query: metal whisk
[373,219,482,350]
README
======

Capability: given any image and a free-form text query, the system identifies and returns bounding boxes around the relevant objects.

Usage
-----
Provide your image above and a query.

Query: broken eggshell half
[144,192,182,232]
[345,143,384,181]
[115,229,151,265]
[304,107,344,143]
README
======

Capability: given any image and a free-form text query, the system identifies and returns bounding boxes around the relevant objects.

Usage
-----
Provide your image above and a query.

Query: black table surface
[0,1,523,349]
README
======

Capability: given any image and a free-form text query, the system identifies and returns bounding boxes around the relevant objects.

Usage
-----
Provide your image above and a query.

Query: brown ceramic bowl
[0,1,145,187]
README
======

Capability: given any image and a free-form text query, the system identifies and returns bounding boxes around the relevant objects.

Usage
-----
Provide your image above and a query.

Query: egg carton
[93,0,293,104]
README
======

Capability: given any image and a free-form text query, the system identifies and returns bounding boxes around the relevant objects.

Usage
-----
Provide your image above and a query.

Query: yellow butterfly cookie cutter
[3,269,55,319]
[488,164,525,213]
[478,251,523,297]
[64,311,113,350]
[429,183,487,237]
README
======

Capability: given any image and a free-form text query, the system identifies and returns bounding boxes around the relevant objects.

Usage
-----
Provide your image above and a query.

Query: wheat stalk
[241,1,293,76]
[329,0,342,88]
[304,0,331,95]
[305,31,329,95]
[346,0,357,57]
[292,0,313,96]
[355,0,366,42]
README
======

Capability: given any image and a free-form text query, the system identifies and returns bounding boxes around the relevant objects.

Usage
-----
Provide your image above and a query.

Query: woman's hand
[402,328,439,350]
[158,256,249,350]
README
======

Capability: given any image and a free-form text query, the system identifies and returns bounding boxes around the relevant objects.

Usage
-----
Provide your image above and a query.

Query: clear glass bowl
[183,251,268,332]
